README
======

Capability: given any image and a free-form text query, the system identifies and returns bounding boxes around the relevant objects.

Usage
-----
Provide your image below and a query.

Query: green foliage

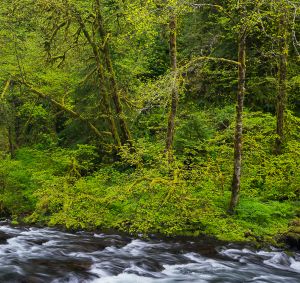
[0,0,299,246]
[1,107,298,244]
[0,157,35,217]
[236,199,294,226]
[175,111,214,153]
[0,144,98,217]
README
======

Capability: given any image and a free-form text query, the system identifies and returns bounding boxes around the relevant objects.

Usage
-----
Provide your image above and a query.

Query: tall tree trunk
[95,0,132,145]
[229,29,246,214]
[275,15,288,154]
[76,14,121,147]
[165,13,178,161]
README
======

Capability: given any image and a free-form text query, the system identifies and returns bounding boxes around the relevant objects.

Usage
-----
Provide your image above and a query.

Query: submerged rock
[0,231,10,244]
[283,218,300,250]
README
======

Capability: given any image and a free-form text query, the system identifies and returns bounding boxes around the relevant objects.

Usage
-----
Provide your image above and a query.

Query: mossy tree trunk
[275,15,288,154]
[229,28,246,214]
[95,0,132,145]
[165,13,178,162]
[76,13,121,147]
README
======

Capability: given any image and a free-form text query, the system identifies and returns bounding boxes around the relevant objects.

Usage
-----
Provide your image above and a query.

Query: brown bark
[94,0,132,145]
[165,13,178,161]
[76,13,121,147]
[275,16,288,154]
[229,29,246,214]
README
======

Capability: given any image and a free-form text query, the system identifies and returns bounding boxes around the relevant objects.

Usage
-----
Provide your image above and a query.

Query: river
[0,222,299,283]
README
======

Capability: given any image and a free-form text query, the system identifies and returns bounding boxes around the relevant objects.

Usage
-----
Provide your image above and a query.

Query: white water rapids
[0,222,299,282]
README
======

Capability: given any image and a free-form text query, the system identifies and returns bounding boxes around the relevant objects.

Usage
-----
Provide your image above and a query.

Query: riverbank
[0,110,299,248]
[0,151,298,248]
[3,217,299,252]
[4,211,299,251]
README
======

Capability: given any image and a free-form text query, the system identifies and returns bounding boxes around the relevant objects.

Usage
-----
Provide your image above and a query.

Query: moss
[290,226,300,234]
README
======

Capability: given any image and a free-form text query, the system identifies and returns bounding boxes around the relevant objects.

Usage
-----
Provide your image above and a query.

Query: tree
[190,1,265,213]
[229,23,246,213]
[165,11,179,161]
[272,1,299,154]
[228,1,267,213]
[94,0,132,144]
[276,12,289,154]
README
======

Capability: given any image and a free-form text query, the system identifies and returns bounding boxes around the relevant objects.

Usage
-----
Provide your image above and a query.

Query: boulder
[284,218,300,250]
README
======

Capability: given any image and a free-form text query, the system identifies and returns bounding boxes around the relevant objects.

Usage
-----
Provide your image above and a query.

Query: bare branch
[180,56,240,73]
[190,3,233,19]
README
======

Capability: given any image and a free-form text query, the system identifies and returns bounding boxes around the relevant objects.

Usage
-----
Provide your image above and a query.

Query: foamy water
[0,222,299,282]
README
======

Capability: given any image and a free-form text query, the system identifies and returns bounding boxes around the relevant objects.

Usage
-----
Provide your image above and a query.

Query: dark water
[0,222,299,283]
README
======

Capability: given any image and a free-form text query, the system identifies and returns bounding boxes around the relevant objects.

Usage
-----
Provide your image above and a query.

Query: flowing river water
[0,222,299,283]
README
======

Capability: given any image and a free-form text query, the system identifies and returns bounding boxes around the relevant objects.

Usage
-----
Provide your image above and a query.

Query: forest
[0,0,300,247]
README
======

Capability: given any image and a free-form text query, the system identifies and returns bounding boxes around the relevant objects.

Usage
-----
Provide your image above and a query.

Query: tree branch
[1,79,11,100]
[180,56,240,73]
[15,80,112,138]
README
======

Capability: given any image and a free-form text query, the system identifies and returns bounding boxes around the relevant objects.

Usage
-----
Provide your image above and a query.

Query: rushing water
[0,222,299,283]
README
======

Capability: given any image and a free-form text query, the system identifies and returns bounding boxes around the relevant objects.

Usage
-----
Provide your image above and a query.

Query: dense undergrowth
[0,106,299,243]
